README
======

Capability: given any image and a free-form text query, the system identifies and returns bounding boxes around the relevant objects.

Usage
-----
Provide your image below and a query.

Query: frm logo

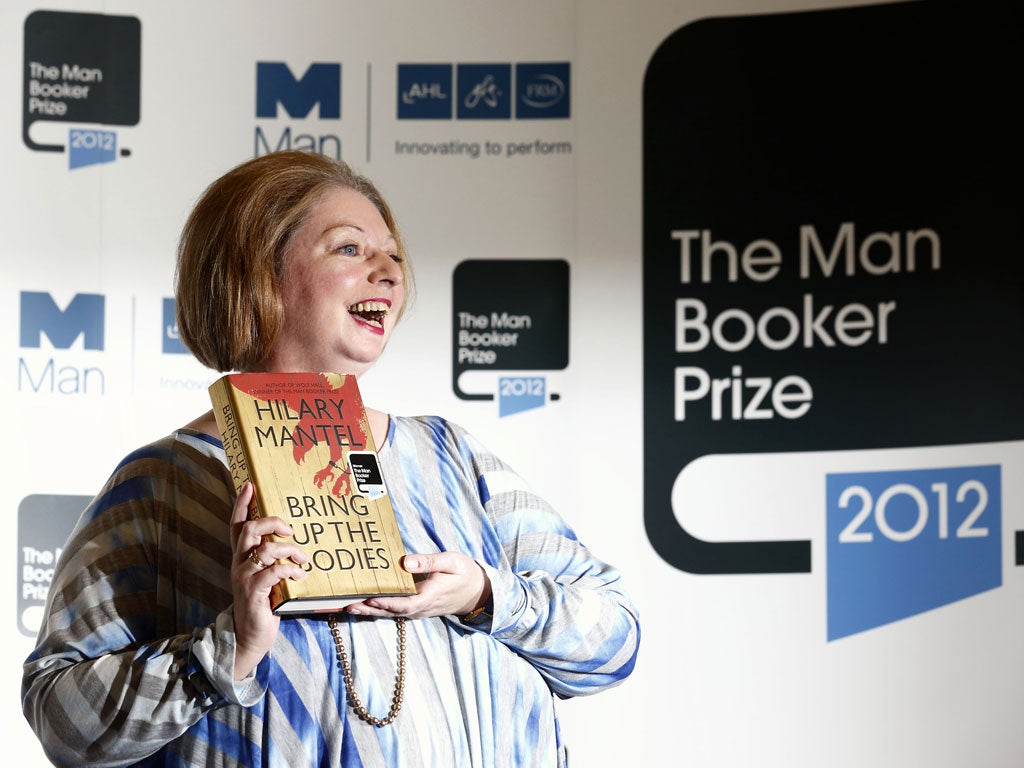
[255,62,342,159]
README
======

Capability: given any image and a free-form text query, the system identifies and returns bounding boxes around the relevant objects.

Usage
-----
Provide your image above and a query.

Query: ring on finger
[248,548,268,569]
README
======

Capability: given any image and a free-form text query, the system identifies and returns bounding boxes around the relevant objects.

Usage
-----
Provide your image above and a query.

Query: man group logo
[18,291,107,395]
[20,293,192,355]
[398,62,570,120]
[17,292,197,396]
[254,62,343,159]
[22,10,141,169]
[256,62,340,119]
[20,291,104,351]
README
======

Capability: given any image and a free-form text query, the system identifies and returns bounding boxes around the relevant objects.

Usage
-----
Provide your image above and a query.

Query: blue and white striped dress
[23,415,640,767]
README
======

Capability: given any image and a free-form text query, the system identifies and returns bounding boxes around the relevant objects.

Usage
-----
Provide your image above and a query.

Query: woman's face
[260,186,405,376]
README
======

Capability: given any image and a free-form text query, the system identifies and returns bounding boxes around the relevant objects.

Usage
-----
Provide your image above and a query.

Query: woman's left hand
[346,552,490,619]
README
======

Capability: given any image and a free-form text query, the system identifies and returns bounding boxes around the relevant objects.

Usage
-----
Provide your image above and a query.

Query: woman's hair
[175,150,411,372]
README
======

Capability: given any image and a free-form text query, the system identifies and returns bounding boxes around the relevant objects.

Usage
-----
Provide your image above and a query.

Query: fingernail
[405,557,418,570]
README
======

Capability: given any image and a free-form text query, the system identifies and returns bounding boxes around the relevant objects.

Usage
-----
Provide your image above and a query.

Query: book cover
[209,371,417,614]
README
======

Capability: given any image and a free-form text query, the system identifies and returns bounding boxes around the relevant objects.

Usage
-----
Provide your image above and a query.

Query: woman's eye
[338,244,359,256]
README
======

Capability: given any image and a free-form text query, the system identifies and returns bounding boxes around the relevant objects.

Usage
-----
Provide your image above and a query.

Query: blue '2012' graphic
[826,465,1001,640]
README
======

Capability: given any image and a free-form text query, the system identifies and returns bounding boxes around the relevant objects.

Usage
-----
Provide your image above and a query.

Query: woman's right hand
[229,482,309,680]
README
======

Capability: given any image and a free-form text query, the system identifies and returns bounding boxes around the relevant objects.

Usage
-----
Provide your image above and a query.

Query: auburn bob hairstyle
[174,150,410,372]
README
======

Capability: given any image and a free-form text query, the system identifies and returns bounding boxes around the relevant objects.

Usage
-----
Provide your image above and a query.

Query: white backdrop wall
[4,1,1022,766]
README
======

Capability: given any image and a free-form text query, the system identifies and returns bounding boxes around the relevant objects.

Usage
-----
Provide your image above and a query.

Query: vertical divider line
[130,295,136,392]
[366,63,372,163]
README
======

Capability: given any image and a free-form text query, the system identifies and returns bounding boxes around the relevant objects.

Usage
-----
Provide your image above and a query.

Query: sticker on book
[348,451,388,499]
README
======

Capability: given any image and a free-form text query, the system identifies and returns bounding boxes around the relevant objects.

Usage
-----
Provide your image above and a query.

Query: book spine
[209,378,289,609]
[210,379,255,511]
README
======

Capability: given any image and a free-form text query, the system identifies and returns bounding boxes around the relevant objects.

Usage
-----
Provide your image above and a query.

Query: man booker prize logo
[23,10,140,169]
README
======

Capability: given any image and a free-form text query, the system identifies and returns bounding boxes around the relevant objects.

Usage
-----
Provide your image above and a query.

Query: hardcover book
[209,371,417,614]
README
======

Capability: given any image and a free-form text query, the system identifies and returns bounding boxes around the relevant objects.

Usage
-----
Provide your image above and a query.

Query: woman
[22,150,640,767]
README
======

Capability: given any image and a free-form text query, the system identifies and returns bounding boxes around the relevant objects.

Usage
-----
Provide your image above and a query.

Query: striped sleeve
[21,434,255,767]
[399,417,641,699]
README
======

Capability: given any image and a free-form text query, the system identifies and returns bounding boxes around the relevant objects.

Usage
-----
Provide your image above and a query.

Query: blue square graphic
[498,377,546,417]
[397,64,452,119]
[457,63,511,120]
[162,298,189,354]
[516,62,570,119]
[826,465,1002,641]
[68,128,118,169]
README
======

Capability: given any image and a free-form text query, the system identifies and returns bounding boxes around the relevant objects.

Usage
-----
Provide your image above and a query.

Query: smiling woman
[175,151,413,375]
[22,150,640,768]
[261,185,405,377]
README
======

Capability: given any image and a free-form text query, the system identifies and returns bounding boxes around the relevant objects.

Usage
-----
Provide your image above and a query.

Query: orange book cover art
[209,372,416,614]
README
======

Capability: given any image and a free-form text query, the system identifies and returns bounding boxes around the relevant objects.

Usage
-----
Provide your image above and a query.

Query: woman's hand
[346,552,491,620]
[229,482,309,680]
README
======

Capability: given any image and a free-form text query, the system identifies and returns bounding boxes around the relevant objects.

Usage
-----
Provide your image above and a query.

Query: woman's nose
[368,250,403,285]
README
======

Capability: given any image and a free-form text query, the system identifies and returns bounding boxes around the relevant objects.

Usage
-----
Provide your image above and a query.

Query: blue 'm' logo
[256,62,340,119]
[826,465,1002,641]
[457,64,511,120]
[397,64,452,119]
[20,291,105,350]
[516,63,570,119]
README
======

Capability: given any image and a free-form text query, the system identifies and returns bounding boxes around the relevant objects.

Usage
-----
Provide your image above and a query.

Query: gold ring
[248,548,268,569]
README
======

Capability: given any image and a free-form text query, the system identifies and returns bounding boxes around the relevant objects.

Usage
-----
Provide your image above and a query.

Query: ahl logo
[826,465,1002,640]
[255,62,342,159]
[22,10,141,169]
[398,64,452,119]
